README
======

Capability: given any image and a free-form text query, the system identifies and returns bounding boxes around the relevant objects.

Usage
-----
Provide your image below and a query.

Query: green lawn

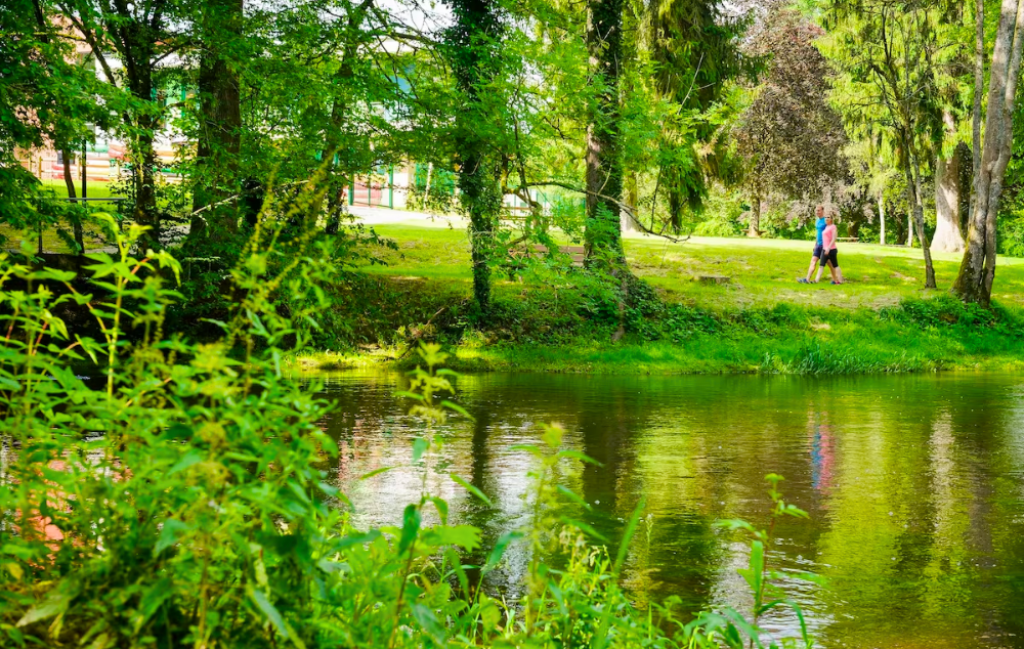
[358,222,1024,311]
[1,180,122,253]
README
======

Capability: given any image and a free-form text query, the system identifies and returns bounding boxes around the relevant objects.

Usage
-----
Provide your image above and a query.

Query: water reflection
[312,371,1024,649]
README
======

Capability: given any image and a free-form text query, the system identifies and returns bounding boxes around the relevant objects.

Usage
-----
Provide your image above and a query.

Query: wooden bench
[838,237,859,243]
[506,244,586,277]
[693,275,731,285]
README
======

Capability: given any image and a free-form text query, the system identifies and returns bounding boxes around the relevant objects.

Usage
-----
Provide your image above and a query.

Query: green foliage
[0,216,819,648]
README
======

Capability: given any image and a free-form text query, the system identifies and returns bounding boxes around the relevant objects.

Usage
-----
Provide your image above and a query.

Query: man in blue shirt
[799,205,827,284]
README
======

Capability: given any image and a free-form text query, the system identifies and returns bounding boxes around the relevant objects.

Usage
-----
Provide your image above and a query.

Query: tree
[55,0,188,252]
[1,0,100,252]
[953,0,1024,305]
[445,0,507,315]
[821,0,961,289]
[734,8,848,236]
[639,0,751,234]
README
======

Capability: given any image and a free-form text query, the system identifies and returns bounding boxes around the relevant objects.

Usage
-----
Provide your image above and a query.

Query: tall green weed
[0,215,818,647]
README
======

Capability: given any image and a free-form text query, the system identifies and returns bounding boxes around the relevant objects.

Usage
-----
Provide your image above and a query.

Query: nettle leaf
[248,588,306,649]
[397,504,421,555]
[168,449,204,474]
[133,578,172,633]
[412,437,429,463]
[450,473,492,507]
[423,525,481,552]
[17,588,72,627]
[483,531,524,573]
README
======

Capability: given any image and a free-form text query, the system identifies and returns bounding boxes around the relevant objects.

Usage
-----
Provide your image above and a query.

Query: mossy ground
[287,220,1024,375]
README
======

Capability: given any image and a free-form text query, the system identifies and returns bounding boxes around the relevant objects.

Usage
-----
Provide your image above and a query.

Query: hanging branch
[522,180,690,243]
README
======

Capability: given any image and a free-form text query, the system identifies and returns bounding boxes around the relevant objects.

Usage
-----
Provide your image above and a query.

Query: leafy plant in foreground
[0,213,821,647]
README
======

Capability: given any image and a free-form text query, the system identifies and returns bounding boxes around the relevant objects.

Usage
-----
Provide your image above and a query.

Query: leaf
[614,497,645,575]
[359,466,393,481]
[248,588,306,649]
[154,519,191,557]
[334,530,381,551]
[397,504,421,555]
[427,496,449,524]
[17,589,71,627]
[439,400,473,420]
[445,548,469,597]
[483,531,523,573]
[560,517,608,543]
[556,484,591,511]
[168,450,204,475]
[411,603,446,645]
[133,578,172,633]
[316,481,340,497]
[556,450,602,466]
[412,437,429,463]
[422,525,481,552]
[450,474,492,507]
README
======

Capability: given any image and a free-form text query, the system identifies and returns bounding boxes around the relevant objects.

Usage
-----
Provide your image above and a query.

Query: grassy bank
[288,221,1024,375]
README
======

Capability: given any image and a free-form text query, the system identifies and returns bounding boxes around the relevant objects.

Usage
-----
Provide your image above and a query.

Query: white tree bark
[878,194,886,245]
[934,154,965,252]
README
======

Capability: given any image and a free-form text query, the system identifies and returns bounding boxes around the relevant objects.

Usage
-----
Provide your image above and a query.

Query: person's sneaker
[798,278,810,284]
[831,281,840,285]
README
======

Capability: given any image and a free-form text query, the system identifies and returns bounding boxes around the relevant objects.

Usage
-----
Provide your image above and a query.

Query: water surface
[315,371,1024,649]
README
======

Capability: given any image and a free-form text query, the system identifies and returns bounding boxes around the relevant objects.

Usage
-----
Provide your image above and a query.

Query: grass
[357,221,1024,310]
[284,221,1024,376]
[0,180,122,253]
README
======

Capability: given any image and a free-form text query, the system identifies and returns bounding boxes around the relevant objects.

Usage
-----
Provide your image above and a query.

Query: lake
[314,371,1024,649]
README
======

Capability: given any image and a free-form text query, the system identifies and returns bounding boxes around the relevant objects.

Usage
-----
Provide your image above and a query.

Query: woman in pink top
[821,214,844,284]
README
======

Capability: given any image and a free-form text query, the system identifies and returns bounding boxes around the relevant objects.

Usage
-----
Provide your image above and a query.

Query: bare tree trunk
[934,153,965,252]
[878,193,886,245]
[61,149,85,253]
[748,194,761,237]
[969,0,985,226]
[955,0,1024,305]
[423,163,433,206]
[623,172,638,233]
[905,154,937,288]
[133,120,161,252]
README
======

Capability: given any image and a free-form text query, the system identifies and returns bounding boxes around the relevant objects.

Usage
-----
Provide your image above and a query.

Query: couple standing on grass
[799,205,845,285]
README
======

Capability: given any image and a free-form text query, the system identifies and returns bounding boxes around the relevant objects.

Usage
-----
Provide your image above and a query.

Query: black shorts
[813,243,824,259]
[825,248,838,267]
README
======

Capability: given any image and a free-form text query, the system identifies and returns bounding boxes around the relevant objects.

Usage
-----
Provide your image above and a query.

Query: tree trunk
[189,0,243,244]
[668,183,683,235]
[748,194,761,237]
[120,17,162,252]
[905,154,937,288]
[878,194,886,245]
[584,0,625,266]
[955,0,1024,305]
[934,153,964,253]
[622,172,638,233]
[968,0,985,228]
[61,148,85,253]
[132,119,161,252]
